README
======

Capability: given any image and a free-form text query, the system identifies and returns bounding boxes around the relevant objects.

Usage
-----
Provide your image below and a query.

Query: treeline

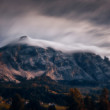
[5,88,110,110]
[9,94,56,110]
[9,94,46,110]
[67,88,110,110]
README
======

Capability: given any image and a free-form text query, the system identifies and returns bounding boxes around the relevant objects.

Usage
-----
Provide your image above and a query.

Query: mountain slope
[0,36,110,82]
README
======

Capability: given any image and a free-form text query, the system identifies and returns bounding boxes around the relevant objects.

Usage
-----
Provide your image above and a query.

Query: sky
[0,0,110,57]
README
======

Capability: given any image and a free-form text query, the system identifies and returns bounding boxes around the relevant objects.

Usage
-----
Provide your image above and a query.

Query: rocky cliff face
[0,36,110,82]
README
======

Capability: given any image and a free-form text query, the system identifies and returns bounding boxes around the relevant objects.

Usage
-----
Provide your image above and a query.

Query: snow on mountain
[1,36,110,82]
[0,36,107,56]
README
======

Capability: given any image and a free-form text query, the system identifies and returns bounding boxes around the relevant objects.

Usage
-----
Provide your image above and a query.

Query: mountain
[0,36,110,83]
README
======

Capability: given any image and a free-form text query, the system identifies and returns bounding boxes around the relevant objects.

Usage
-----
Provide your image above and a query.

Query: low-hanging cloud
[1,0,110,58]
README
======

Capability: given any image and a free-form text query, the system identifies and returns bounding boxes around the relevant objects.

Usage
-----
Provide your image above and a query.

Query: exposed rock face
[1,36,110,82]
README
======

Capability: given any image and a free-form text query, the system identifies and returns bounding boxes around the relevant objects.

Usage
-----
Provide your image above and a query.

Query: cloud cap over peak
[0,0,110,57]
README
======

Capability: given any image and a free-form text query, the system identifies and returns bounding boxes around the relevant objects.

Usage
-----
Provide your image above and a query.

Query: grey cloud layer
[0,0,110,57]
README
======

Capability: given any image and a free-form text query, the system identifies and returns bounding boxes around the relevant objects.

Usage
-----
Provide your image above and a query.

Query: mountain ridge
[0,36,110,83]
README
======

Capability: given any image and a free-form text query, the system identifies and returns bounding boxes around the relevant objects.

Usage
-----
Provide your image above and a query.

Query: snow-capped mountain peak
[0,38,110,83]
[19,36,29,41]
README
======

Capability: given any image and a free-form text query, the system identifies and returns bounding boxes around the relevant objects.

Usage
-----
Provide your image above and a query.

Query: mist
[0,0,110,57]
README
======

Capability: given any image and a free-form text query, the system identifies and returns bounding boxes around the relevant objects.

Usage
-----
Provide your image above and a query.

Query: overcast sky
[1,0,110,57]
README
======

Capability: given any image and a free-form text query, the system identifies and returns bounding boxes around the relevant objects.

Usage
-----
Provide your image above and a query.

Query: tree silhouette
[9,94,24,110]
[67,88,84,110]
[84,94,95,110]
[48,105,56,110]
[99,88,109,110]
[26,99,42,110]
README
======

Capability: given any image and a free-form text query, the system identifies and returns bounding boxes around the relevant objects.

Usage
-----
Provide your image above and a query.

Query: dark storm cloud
[31,0,110,25]
[0,0,110,24]
[1,0,110,57]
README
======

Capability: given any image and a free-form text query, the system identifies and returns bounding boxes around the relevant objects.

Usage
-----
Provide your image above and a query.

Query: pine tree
[67,88,84,110]
[26,99,41,110]
[84,94,95,110]
[48,105,56,110]
[9,94,24,110]
[99,88,109,110]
